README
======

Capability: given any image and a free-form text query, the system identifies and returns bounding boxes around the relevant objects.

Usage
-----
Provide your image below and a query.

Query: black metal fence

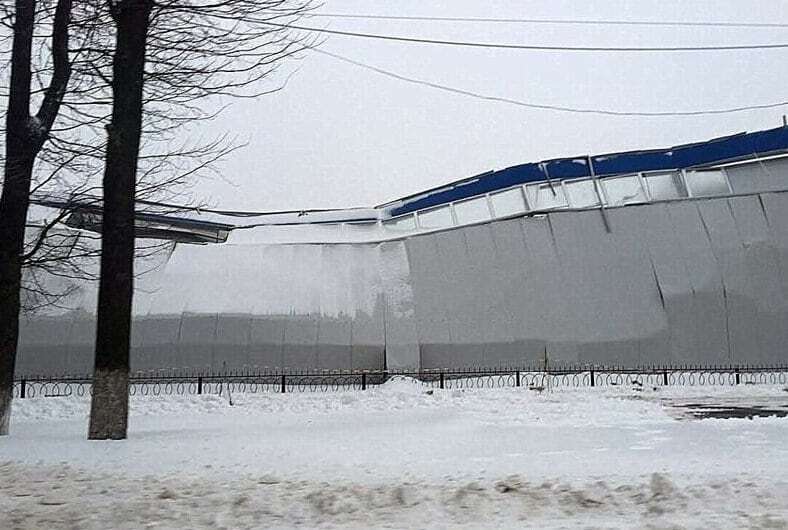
[11,364,788,399]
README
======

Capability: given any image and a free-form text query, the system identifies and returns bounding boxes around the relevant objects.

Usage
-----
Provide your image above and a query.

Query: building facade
[16,127,788,375]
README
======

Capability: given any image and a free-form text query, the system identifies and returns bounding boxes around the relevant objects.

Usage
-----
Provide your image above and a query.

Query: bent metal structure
[16,126,788,376]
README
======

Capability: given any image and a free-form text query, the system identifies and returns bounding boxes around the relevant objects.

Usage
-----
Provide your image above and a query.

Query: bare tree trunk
[88,0,153,440]
[0,1,36,436]
[1,0,71,435]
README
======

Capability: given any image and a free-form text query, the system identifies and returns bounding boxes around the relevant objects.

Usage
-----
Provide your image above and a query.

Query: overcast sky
[196,0,788,211]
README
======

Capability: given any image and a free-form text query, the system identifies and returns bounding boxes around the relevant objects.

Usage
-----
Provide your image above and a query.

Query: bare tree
[87,0,153,439]
[87,0,312,439]
[0,0,73,436]
[0,0,311,438]
[0,0,241,436]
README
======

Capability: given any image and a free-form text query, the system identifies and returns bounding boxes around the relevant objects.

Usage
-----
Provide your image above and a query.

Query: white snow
[2,380,788,529]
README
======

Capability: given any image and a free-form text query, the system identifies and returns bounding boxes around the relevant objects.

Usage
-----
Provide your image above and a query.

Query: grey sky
[198,0,788,211]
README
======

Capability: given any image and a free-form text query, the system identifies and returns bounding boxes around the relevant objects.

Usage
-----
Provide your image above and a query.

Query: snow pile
[2,462,787,530]
[377,375,429,394]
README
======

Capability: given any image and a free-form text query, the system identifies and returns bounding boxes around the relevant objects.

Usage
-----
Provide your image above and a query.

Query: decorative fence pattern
[12,364,788,399]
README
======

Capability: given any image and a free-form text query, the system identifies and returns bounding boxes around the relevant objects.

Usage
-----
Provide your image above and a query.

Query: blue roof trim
[388,126,788,217]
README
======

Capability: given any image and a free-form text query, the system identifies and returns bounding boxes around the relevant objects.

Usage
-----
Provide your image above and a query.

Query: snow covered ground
[2,378,788,529]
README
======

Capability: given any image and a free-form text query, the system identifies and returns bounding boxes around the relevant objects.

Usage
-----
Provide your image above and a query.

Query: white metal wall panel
[435,229,485,366]
[464,224,522,366]
[378,241,418,370]
[605,205,670,364]
[404,234,453,368]
[517,216,573,362]
[635,203,696,365]
[487,218,547,362]
[16,189,788,376]
[727,195,788,363]
[662,202,730,364]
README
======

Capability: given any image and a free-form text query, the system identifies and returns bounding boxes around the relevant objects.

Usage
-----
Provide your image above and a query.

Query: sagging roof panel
[387,126,788,216]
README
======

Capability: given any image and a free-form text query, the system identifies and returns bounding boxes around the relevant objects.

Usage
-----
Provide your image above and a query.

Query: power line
[263,21,788,52]
[309,13,788,29]
[312,47,788,117]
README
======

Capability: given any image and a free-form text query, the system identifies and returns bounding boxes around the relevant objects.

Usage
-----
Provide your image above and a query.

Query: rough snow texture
[15,159,788,374]
[0,390,10,435]
[2,382,788,528]
[3,462,786,530]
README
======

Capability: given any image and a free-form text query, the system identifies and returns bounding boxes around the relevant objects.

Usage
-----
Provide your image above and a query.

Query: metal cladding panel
[213,315,253,370]
[315,317,352,370]
[16,316,73,375]
[760,193,788,302]
[314,245,353,369]
[131,316,182,372]
[281,315,319,370]
[635,203,697,364]
[403,192,787,370]
[517,216,573,362]
[728,196,788,363]
[761,158,788,191]
[149,245,212,315]
[350,312,385,370]
[63,317,96,375]
[318,245,347,320]
[697,199,759,363]
[178,314,218,370]
[15,188,788,377]
[203,245,258,371]
[605,205,671,363]
[248,316,286,369]
[348,249,385,370]
[20,312,94,377]
[379,241,418,370]
[548,208,652,365]
[760,193,788,364]
[487,218,547,360]
[463,224,522,365]
[435,230,485,363]
[662,202,729,364]
[218,245,266,315]
[404,233,452,368]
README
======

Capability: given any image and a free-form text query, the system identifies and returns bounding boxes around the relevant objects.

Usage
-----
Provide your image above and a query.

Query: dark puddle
[671,403,788,420]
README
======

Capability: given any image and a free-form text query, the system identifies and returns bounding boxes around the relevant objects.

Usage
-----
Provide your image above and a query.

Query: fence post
[590,369,595,387]
[663,369,668,386]
[439,372,444,390]
[20,379,26,399]
[197,376,202,395]
[516,370,521,387]
[362,373,367,391]
[281,374,286,393]
[735,368,740,385]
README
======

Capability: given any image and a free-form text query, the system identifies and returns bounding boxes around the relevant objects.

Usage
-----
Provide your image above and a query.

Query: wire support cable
[314,47,788,117]
[308,14,788,29]
[263,21,788,52]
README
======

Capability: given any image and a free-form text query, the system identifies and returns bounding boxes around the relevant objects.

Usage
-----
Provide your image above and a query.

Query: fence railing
[11,364,788,399]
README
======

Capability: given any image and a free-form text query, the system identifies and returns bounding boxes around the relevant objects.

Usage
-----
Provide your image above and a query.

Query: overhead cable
[309,14,788,29]
[313,47,788,117]
[263,21,788,52]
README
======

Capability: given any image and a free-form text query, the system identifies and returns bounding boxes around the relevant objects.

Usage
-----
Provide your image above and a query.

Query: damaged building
[16,126,788,375]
